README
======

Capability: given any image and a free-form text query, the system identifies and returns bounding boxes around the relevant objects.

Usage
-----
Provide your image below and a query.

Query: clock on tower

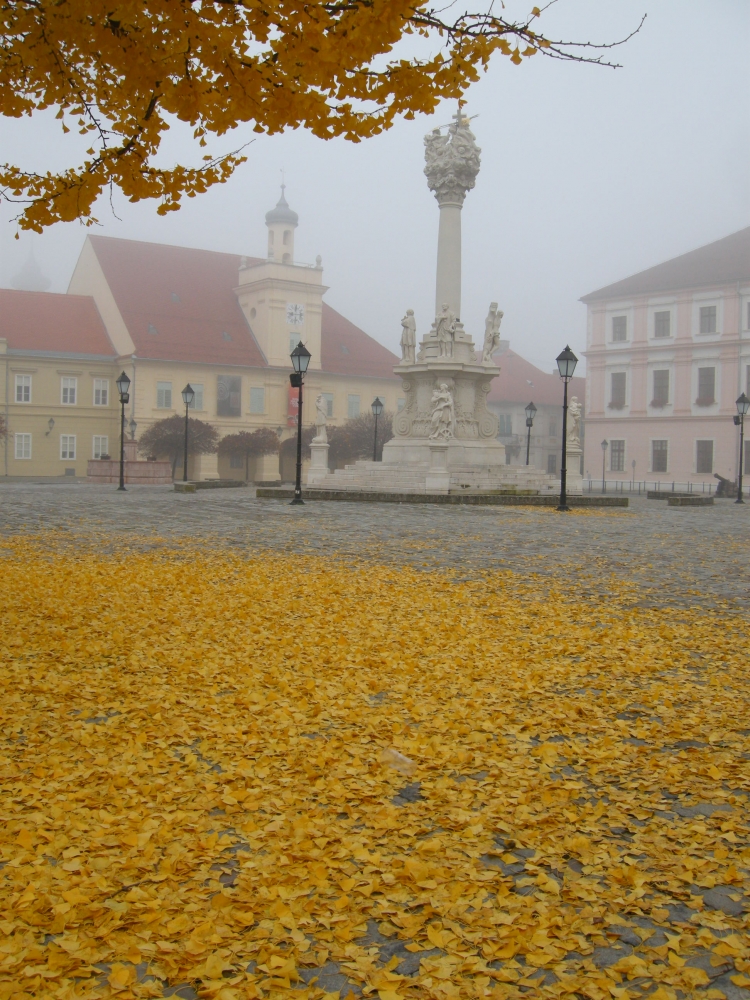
[286,303,305,326]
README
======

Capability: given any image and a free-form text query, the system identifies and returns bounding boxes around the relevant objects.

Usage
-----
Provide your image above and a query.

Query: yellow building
[1,190,402,481]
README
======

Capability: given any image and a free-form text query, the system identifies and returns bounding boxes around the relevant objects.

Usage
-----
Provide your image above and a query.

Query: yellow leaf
[109,963,136,989]
[205,953,226,978]
[16,829,34,849]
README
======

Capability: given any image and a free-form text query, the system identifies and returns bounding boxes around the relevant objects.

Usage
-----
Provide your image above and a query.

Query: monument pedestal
[566,445,583,495]
[425,444,450,493]
[307,441,330,485]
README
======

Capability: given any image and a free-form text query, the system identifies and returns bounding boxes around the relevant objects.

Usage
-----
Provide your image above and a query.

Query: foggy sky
[1,0,748,375]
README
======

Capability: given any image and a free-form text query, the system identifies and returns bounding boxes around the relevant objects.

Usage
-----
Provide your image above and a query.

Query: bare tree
[218,428,280,482]
[138,415,219,478]
[328,411,394,467]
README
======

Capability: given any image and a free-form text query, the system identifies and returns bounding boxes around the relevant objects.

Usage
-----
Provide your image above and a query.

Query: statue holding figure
[481,303,504,364]
[429,383,456,440]
[435,303,456,359]
[313,394,328,443]
[400,309,417,364]
[567,396,582,450]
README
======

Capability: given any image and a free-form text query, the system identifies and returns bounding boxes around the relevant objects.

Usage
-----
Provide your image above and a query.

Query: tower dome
[265,185,298,264]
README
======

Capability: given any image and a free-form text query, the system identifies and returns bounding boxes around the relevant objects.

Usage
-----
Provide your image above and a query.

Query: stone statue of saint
[400,309,417,364]
[429,383,456,440]
[313,394,328,443]
[567,396,582,449]
[435,303,456,359]
[481,302,505,363]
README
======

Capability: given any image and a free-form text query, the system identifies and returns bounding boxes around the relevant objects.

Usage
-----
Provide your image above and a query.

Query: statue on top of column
[424,105,482,206]
[313,394,328,443]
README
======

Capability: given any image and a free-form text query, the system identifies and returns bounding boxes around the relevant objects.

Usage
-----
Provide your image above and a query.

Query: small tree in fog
[328,411,393,467]
[0,415,6,440]
[218,428,280,482]
[138,415,219,478]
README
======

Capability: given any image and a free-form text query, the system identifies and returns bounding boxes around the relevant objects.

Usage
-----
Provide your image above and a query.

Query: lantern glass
[371,397,384,417]
[182,383,195,407]
[601,439,608,452]
[290,341,312,374]
[525,401,537,422]
[556,345,578,380]
[736,392,750,416]
[115,370,131,399]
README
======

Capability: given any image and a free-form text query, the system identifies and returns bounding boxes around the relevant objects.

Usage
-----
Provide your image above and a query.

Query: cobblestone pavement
[1,482,748,610]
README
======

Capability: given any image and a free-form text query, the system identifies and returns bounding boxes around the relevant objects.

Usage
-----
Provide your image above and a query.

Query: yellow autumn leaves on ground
[0,536,748,1000]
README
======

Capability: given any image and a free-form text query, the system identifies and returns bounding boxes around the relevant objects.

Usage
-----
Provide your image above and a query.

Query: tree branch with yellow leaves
[0,0,644,231]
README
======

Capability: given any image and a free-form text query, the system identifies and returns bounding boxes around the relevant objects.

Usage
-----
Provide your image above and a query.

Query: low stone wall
[257,487,628,507]
[667,496,714,507]
[87,459,173,485]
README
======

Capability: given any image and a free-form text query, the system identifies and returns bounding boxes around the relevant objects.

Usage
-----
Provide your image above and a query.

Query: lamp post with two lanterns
[290,341,312,505]
[524,401,537,466]
[735,392,749,504]
[115,371,131,492]
[181,384,195,483]
[555,346,578,511]
[371,397,384,462]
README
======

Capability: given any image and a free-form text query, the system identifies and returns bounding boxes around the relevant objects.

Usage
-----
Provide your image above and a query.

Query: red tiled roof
[581,226,750,302]
[87,236,400,376]
[321,303,399,378]
[88,236,268,367]
[487,348,585,407]
[0,288,115,355]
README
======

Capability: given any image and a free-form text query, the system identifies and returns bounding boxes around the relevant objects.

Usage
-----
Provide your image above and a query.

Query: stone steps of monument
[317,460,559,494]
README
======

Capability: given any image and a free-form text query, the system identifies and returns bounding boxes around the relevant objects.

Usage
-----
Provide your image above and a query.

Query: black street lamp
[555,346,578,511]
[290,341,312,504]
[371,397,384,461]
[601,439,608,494]
[128,418,137,441]
[735,392,749,504]
[524,401,537,466]
[115,370,131,492]
[181,384,195,482]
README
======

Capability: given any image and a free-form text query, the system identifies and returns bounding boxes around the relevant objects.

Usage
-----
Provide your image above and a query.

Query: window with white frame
[547,453,557,474]
[609,371,627,409]
[15,433,31,459]
[289,332,302,353]
[610,440,625,472]
[651,440,668,473]
[93,378,109,406]
[654,311,671,338]
[347,394,360,418]
[250,387,265,414]
[60,435,76,460]
[652,369,670,407]
[549,418,557,437]
[61,377,77,405]
[156,381,172,408]
[93,435,109,459]
[612,316,628,342]
[229,452,244,469]
[188,383,204,410]
[321,393,334,417]
[696,440,713,474]
[15,374,31,403]
[699,305,717,334]
[498,414,513,436]
[397,398,405,411]
[696,367,716,405]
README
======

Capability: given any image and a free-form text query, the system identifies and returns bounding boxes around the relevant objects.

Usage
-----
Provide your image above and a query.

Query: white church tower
[265,185,298,264]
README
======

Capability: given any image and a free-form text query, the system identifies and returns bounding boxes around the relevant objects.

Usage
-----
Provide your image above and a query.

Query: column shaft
[435,201,463,318]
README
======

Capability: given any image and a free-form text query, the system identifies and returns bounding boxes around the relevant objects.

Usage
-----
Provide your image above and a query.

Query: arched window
[268,230,274,245]
[282,253,291,264]
[283,230,290,245]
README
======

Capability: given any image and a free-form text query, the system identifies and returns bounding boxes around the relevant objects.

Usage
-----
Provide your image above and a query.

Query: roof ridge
[89,233,263,264]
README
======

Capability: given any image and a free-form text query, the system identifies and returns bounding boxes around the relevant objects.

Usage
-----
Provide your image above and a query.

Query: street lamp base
[735,497,745,504]
[117,486,127,492]
[556,504,571,511]
[290,495,305,506]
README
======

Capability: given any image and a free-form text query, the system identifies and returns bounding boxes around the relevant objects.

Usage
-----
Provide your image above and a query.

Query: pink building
[582,227,750,487]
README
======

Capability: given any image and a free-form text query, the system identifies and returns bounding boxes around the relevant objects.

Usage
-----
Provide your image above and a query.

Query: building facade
[582,227,750,485]
[1,191,404,480]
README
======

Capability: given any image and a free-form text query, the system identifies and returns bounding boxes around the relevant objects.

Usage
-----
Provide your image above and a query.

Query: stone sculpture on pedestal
[313,394,328,443]
[567,396,582,449]
[435,303,456,359]
[400,310,417,364]
[429,384,456,440]
[481,304,504,364]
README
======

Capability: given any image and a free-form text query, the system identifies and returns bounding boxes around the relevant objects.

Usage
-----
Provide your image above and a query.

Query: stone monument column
[424,109,481,318]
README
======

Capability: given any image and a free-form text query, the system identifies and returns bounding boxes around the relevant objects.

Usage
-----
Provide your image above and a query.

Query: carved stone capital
[424,123,481,206]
